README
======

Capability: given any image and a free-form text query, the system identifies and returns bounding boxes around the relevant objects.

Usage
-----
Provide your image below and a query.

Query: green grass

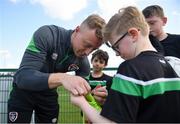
[57,87,83,123]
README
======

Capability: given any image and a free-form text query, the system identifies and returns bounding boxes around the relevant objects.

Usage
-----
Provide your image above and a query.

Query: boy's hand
[70,93,86,107]
[92,85,108,105]
[71,93,101,111]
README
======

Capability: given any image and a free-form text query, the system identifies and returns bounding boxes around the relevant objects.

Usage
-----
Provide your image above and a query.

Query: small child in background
[83,49,113,123]
[89,49,112,93]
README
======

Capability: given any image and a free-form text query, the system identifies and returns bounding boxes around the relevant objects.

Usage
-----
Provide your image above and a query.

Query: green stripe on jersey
[111,74,180,99]
[26,37,40,53]
[89,80,106,86]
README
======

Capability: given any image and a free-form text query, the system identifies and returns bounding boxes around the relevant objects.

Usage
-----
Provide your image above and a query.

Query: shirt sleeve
[100,61,141,122]
[14,25,54,91]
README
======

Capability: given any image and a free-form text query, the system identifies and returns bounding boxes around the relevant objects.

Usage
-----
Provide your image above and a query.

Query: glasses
[105,32,128,54]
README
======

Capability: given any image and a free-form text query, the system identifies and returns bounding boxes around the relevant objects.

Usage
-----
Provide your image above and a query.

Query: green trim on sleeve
[26,37,40,53]
[112,76,142,97]
[111,76,180,99]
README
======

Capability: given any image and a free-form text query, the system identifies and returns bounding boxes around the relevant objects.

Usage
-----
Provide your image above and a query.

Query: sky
[0,0,180,69]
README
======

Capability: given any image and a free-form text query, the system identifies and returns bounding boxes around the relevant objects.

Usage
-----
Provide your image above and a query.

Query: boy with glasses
[71,6,180,123]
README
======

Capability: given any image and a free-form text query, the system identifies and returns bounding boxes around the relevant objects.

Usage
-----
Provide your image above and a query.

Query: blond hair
[81,14,106,41]
[142,5,164,18]
[103,6,149,42]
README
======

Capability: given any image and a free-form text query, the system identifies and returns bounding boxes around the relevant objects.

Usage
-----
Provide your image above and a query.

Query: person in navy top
[8,14,106,123]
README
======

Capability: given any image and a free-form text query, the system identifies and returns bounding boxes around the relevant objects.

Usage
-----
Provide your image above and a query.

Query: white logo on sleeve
[9,112,18,122]
[52,118,57,123]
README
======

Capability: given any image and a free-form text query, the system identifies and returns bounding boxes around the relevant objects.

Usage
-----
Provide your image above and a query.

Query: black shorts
[8,84,59,123]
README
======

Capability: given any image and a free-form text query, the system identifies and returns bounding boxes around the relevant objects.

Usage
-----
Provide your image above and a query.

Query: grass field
[57,87,83,123]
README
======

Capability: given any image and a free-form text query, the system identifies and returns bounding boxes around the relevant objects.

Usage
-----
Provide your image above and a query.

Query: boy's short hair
[91,49,109,65]
[103,6,149,42]
[142,5,165,18]
[81,14,106,41]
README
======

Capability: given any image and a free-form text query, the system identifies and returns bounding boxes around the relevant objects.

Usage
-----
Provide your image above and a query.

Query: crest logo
[51,53,58,60]
[68,64,79,71]
[9,112,18,122]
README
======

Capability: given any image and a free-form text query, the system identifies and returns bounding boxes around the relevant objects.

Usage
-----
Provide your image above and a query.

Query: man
[8,14,106,123]
[71,6,180,123]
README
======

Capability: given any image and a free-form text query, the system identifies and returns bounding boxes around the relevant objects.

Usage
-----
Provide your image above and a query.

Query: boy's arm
[85,93,101,111]
[71,94,114,123]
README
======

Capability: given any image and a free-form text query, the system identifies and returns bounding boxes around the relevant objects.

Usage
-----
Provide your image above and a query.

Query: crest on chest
[68,64,79,71]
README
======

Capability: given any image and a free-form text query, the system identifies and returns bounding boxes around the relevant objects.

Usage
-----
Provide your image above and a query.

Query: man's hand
[92,85,108,105]
[48,73,91,96]
[61,74,91,95]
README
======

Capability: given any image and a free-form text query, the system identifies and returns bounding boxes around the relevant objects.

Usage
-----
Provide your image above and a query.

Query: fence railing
[0,68,117,123]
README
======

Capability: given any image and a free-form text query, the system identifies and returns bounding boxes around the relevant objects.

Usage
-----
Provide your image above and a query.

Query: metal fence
[0,68,117,123]
[0,75,13,123]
